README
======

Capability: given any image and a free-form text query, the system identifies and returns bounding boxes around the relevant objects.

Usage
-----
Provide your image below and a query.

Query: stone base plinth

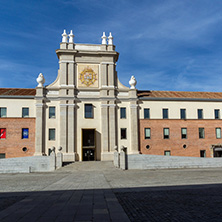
[62,153,75,162]
[101,152,114,161]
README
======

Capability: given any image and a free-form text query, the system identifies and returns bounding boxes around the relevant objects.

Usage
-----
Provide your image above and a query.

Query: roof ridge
[138,90,222,94]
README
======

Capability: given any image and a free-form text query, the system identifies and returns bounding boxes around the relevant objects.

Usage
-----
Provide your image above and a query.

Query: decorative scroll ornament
[129,75,137,89]
[79,67,97,87]
[36,73,45,87]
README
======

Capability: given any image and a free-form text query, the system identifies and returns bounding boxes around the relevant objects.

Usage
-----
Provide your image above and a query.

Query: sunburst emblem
[79,67,97,87]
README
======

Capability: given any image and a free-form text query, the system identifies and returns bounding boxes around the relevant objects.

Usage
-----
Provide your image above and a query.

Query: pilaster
[109,102,117,151]
[101,102,109,154]
[67,101,75,154]
[59,62,68,86]
[60,101,67,153]
[101,63,107,87]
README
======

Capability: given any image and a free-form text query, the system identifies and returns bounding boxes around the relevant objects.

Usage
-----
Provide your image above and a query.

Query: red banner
[0,128,6,139]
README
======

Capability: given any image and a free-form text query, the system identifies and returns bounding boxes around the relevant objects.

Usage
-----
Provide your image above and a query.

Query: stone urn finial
[101,32,107,45]
[62,29,68,43]
[108,32,113,45]
[129,75,137,89]
[69,30,74,43]
[36,73,45,87]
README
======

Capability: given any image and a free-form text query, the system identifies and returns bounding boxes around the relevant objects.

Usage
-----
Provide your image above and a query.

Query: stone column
[35,87,45,156]
[129,101,139,154]
[60,101,67,153]
[35,102,44,155]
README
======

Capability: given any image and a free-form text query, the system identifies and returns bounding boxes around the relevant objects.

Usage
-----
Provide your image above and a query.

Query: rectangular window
[216,128,221,139]
[0,128,6,139]
[144,108,150,119]
[199,128,205,139]
[0,153,5,159]
[163,109,168,119]
[144,128,151,139]
[163,128,169,139]
[120,107,126,119]
[49,129,55,141]
[0,108,7,117]
[200,150,206,158]
[215,109,220,119]
[121,128,127,139]
[49,107,56,119]
[180,109,186,119]
[85,104,93,118]
[164,150,171,156]
[181,128,187,139]
[198,109,203,119]
[22,128,29,139]
[22,107,29,118]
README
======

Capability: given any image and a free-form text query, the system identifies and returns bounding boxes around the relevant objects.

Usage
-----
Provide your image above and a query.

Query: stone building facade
[1,30,222,161]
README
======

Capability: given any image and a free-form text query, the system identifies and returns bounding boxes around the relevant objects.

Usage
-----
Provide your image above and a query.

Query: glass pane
[181,128,186,134]
[121,128,127,139]
[216,128,221,138]
[0,153,5,159]
[200,150,206,157]
[144,109,150,119]
[120,108,126,119]
[180,109,186,119]
[49,129,55,140]
[164,151,171,156]
[145,128,150,139]
[199,128,204,138]
[198,109,203,119]
[0,108,6,117]
[215,110,220,119]
[85,104,93,118]
[49,107,55,118]
[22,108,29,118]
[163,109,168,119]
[164,128,169,135]
[181,128,187,139]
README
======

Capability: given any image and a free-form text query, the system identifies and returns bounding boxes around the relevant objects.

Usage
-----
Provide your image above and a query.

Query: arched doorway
[212,145,222,157]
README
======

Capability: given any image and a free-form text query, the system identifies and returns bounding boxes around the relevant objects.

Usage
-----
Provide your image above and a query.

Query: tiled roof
[0,88,36,96]
[137,90,222,99]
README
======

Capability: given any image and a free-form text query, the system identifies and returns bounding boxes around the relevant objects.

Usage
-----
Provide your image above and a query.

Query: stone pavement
[1,162,222,221]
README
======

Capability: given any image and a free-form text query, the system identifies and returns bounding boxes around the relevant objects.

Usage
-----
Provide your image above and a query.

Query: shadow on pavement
[1,183,222,221]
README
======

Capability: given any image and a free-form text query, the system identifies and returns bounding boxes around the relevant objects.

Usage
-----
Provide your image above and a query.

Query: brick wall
[0,118,35,158]
[139,119,222,157]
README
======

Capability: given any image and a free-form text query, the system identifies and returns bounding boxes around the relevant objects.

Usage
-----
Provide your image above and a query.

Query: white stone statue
[69,30,74,43]
[36,73,45,87]
[108,32,113,45]
[101,32,107,45]
[62,29,68,43]
[129,75,137,89]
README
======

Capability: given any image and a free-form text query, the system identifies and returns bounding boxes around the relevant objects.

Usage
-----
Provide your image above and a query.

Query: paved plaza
[1,162,222,221]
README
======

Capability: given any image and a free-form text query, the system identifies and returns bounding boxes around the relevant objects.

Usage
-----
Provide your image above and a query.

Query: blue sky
[1,0,222,92]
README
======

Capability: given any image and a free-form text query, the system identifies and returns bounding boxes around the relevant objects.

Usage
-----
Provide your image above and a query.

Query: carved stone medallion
[78,64,99,88]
